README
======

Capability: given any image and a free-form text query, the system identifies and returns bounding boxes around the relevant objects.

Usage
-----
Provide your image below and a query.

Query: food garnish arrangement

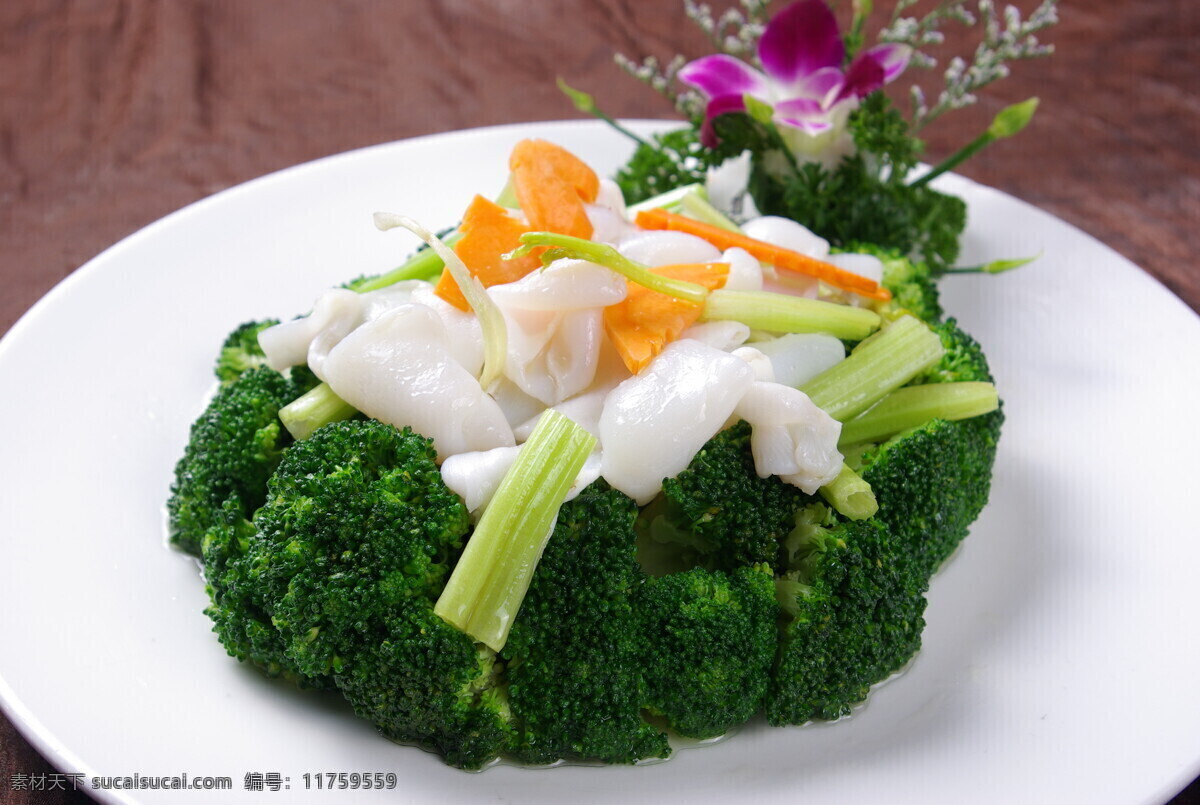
[168,0,1056,769]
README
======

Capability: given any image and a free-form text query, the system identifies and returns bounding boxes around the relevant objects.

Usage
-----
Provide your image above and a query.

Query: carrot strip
[635,208,892,302]
[434,195,542,311]
[510,139,599,240]
[603,262,730,374]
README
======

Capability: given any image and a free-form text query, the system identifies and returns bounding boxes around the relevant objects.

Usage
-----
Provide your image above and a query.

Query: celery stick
[679,191,743,233]
[800,315,944,421]
[434,410,596,652]
[626,183,706,215]
[838,381,999,447]
[352,231,463,293]
[279,382,358,440]
[700,289,881,341]
[819,463,879,520]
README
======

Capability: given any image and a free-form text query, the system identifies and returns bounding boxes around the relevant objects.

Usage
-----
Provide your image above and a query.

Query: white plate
[2,121,1198,805]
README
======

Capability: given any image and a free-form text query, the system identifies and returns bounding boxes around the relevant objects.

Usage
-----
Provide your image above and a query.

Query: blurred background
[1,1,1196,803]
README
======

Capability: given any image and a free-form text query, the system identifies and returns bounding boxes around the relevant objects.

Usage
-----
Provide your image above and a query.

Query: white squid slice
[751,333,846,388]
[720,247,764,292]
[732,346,775,382]
[678,320,751,351]
[488,263,623,406]
[587,180,637,244]
[826,252,885,285]
[741,215,831,259]
[441,445,602,515]
[487,259,626,312]
[734,381,843,495]
[492,306,604,406]
[489,377,548,432]
[599,339,756,504]
[705,151,760,221]
[439,445,522,514]
[322,304,514,460]
[617,230,722,268]
[513,383,609,443]
[395,283,484,377]
[258,288,363,374]
[258,280,484,381]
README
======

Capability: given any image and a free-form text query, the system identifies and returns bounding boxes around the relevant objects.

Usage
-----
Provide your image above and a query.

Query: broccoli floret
[920,318,995,385]
[768,508,927,724]
[651,421,812,570]
[853,246,943,324]
[501,481,670,766]
[214,320,279,385]
[638,565,778,739]
[201,498,325,686]
[239,420,510,768]
[167,366,299,555]
[857,320,1003,576]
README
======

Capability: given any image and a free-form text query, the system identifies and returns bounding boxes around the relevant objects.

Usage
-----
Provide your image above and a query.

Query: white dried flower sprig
[613,53,706,118]
[615,0,771,119]
[880,0,1058,129]
[684,0,772,58]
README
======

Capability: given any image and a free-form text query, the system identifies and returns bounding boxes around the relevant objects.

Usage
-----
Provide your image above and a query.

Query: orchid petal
[774,97,834,135]
[862,43,912,84]
[679,54,768,100]
[835,53,886,102]
[792,66,847,108]
[759,0,845,84]
[699,94,750,147]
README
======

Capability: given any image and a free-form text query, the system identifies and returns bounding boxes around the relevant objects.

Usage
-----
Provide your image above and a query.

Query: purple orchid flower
[679,0,910,167]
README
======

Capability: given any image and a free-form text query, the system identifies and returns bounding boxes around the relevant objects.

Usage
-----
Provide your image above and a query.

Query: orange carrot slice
[435,195,542,311]
[635,208,892,302]
[510,139,600,240]
[603,263,730,374]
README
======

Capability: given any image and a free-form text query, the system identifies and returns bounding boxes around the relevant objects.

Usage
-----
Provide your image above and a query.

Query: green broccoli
[864,246,943,324]
[501,481,670,766]
[214,320,279,385]
[167,366,299,555]
[857,319,1004,575]
[637,564,778,739]
[201,498,324,686]
[768,506,927,724]
[236,419,511,769]
[649,420,813,571]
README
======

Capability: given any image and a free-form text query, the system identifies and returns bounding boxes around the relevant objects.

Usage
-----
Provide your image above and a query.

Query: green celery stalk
[679,191,743,233]
[434,410,596,652]
[800,315,944,421]
[351,231,463,293]
[700,289,881,341]
[838,381,999,447]
[626,183,706,216]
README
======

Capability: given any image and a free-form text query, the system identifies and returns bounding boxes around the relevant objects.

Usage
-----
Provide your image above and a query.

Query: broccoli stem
[514,232,711,303]
[700,290,882,341]
[800,315,945,421]
[350,232,463,293]
[838,381,1000,447]
[818,463,879,521]
[278,382,358,440]
[434,410,596,652]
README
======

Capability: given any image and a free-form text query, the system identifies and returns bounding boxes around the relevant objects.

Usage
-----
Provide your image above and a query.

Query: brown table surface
[2,2,1197,803]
